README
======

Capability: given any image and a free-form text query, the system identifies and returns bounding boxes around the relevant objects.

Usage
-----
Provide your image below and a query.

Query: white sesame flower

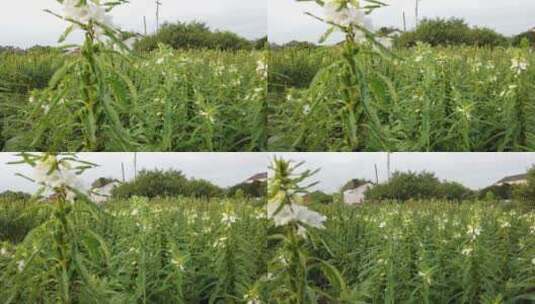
[17,260,25,272]
[42,104,50,114]
[213,237,228,249]
[256,59,267,79]
[378,221,386,229]
[0,248,6,256]
[511,57,529,74]
[303,104,311,115]
[156,58,164,65]
[323,0,371,29]
[131,208,139,216]
[33,155,86,202]
[62,0,113,38]
[267,202,326,231]
[532,257,535,265]
[466,224,481,241]
[418,270,432,285]
[221,213,237,226]
[461,246,473,256]
[171,258,185,271]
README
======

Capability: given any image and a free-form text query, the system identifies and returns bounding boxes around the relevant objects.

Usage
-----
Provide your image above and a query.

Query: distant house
[91,178,121,204]
[343,183,374,205]
[495,174,528,186]
[245,172,267,184]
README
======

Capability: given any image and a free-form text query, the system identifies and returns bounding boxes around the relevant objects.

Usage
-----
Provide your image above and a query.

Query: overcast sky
[0,0,267,48]
[271,153,535,193]
[1,153,534,194]
[0,153,270,193]
[269,0,535,44]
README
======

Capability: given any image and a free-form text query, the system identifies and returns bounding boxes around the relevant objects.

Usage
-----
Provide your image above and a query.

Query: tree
[0,191,31,201]
[396,18,507,47]
[134,21,252,52]
[111,169,223,199]
[478,184,514,200]
[307,191,332,204]
[227,181,266,198]
[366,171,442,202]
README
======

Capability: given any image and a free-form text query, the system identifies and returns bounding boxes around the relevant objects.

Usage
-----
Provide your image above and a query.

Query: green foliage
[366,171,473,202]
[2,46,266,151]
[512,30,535,47]
[0,191,31,201]
[314,201,535,303]
[478,183,514,200]
[0,198,49,244]
[0,197,268,303]
[269,45,535,151]
[112,169,224,199]
[227,181,267,198]
[396,18,508,47]
[307,190,332,204]
[134,21,252,52]
[513,166,535,208]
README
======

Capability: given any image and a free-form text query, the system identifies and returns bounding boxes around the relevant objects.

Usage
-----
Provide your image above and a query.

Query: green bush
[396,18,508,47]
[512,30,535,47]
[112,169,224,199]
[513,167,535,208]
[0,191,31,201]
[438,181,474,201]
[134,21,252,52]
[227,181,266,198]
[307,190,332,204]
[366,171,473,202]
[478,183,514,200]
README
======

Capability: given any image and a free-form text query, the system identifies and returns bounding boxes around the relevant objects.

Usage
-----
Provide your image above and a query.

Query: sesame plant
[0,1,267,152]
[1,152,109,303]
[313,201,535,303]
[291,0,393,151]
[269,44,535,151]
[0,181,269,303]
[265,158,349,303]
[30,0,138,151]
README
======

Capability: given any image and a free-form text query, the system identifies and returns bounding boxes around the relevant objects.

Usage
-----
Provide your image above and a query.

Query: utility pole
[374,164,379,184]
[156,0,162,32]
[402,10,407,32]
[387,153,392,181]
[134,152,138,181]
[415,0,420,28]
[143,16,147,36]
[121,162,125,182]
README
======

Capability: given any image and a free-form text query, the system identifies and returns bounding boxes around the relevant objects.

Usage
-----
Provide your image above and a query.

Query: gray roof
[496,174,527,184]
[246,172,267,182]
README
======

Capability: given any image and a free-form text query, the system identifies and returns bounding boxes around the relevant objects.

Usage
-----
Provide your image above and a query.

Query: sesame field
[1,197,534,303]
[268,45,535,152]
[0,47,267,152]
[0,197,270,303]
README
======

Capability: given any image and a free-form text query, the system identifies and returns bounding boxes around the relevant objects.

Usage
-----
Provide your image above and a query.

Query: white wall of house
[91,181,120,204]
[343,183,374,205]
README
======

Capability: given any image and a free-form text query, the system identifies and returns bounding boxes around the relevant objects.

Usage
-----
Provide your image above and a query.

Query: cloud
[0,0,267,48]
[268,0,535,44]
